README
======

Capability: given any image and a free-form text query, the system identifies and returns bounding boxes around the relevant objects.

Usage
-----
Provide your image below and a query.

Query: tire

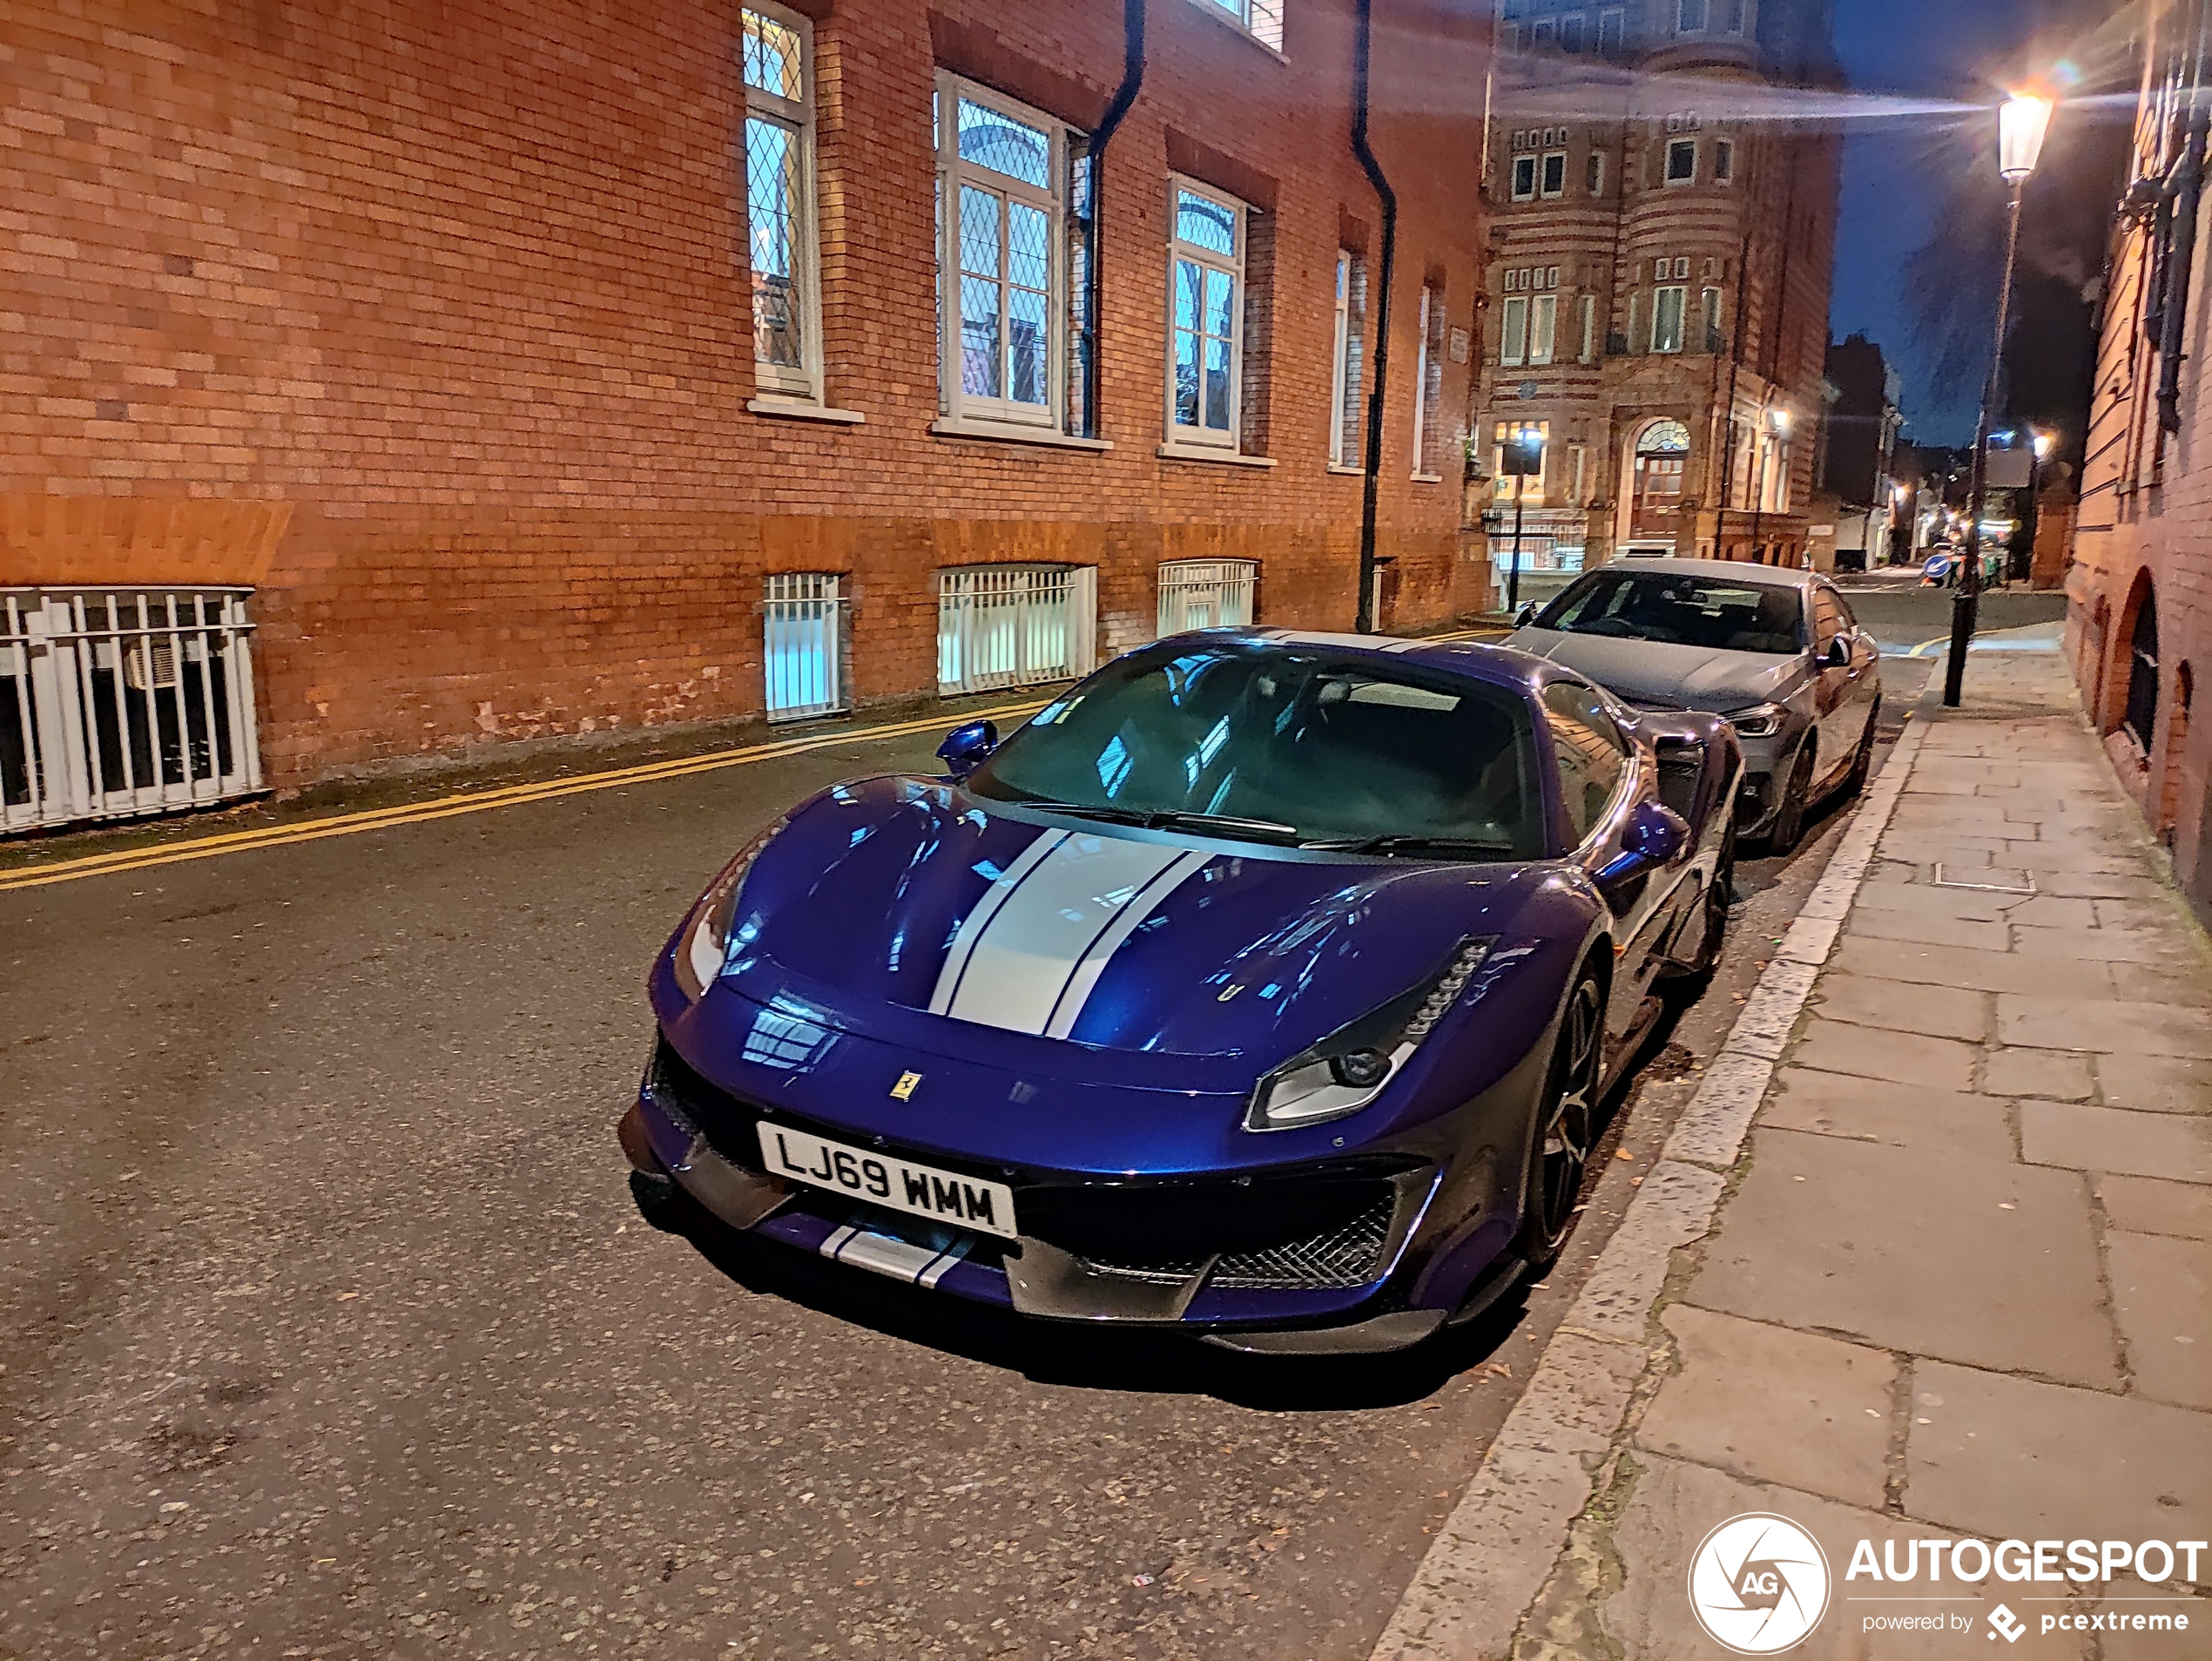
[1514,971,1604,1277]
[630,1168,690,1233]
[1764,741,1817,857]
[1843,701,1880,799]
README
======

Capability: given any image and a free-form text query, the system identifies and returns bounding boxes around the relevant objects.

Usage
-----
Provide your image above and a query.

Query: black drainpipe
[2158,107,2207,435]
[1352,0,1398,632]
[1086,0,1147,433]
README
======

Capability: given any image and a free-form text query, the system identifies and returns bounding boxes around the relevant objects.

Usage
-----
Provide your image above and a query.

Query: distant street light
[1943,91,2054,706]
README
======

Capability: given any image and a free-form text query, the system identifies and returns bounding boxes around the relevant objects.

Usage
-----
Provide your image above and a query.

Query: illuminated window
[742,6,820,402]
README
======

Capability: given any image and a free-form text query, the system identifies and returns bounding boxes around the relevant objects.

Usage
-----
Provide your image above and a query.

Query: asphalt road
[0,613,1954,1661]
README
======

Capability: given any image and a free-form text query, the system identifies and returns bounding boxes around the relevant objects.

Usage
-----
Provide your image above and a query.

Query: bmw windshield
[964,642,1548,859]
[1535,571,1806,655]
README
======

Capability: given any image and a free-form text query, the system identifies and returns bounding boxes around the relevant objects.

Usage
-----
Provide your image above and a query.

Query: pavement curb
[1367,709,1937,1661]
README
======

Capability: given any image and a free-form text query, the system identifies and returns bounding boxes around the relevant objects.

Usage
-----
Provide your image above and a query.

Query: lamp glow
[2033,429,2056,460]
[1999,94,2054,182]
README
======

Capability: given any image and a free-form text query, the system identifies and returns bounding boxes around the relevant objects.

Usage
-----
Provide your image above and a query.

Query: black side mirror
[1597,800,1689,886]
[1823,635,1851,669]
[936,719,999,780]
[1514,603,1539,629]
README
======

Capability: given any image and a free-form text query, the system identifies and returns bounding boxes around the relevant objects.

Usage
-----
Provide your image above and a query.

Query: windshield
[965,644,1548,858]
[1534,571,1806,656]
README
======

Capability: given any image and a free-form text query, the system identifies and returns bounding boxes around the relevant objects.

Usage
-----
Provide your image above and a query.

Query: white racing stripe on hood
[929,829,1208,1036]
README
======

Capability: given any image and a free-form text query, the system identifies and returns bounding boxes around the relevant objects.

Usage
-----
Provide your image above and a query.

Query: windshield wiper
[1299,834,1515,860]
[1034,802,1302,841]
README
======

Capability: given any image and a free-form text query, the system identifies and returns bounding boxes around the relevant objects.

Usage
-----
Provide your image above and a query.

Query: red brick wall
[2071,3,2212,924]
[1,0,1493,780]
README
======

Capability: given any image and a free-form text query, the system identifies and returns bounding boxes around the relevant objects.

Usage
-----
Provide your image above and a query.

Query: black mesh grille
[1656,739,1703,820]
[1076,1192,1397,1291]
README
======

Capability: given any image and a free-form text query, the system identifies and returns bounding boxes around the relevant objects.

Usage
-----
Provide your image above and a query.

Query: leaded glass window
[1167,179,1245,449]
[741,6,819,401]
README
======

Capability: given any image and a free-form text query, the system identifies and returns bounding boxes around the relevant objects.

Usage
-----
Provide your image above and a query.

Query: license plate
[756,1122,1019,1240]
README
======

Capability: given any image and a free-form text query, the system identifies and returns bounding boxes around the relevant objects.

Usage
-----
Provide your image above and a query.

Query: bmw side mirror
[1514,603,1539,628]
[1824,636,1851,669]
[1598,801,1689,886]
[936,719,999,780]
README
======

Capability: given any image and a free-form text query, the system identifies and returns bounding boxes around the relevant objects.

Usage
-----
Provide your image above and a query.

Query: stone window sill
[1411,472,1445,484]
[1157,443,1278,469]
[1326,463,1365,476]
[929,417,1112,452]
[748,399,866,425]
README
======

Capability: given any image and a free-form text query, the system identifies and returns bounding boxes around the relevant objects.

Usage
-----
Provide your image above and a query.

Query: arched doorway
[1626,419,1691,546]
[2122,580,2160,754]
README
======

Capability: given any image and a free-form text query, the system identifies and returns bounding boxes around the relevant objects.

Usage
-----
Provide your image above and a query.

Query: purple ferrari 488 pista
[618,631,1740,1353]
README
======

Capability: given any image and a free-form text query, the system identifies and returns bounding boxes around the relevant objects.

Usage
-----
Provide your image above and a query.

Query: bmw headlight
[1725,702,1787,739]
[1244,937,1495,1132]
[670,816,786,1003]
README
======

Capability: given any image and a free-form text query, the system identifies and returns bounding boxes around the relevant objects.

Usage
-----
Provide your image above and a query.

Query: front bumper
[618,1035,1526,1354]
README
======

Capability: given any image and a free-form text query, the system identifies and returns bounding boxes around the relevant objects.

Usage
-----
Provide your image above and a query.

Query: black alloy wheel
[1668,822,1737,998]
[1765,741,1817,856]
[1844,701,1881,797]
[1517,974,1604,1273]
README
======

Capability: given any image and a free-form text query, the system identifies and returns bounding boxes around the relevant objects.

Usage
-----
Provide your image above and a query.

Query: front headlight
[1244,937,1495,1132]
[1725,702,1788,739]
[670,816,786,1003]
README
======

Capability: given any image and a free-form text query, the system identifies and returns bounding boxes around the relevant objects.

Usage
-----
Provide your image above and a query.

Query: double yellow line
[0,699,1049,896]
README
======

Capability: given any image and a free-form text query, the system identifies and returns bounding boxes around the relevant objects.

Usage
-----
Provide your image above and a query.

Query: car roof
[1176,627,1561,693]
[1600,557,1817,591]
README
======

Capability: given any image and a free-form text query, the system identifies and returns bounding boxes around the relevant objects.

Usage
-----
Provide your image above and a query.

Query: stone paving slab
[2102,1230,2212,1410]
[1830,934,2131,998]
[1689,1131,2120,1388]
[2094,1051,2212,1113]
[1636,1306,1897,1509]
[1758,1067,2016,1158]
[2097,1173,2212,1239]
[1811,973,1989,1042]
[2019,1101,2212,1185]
[1985,1045,2094,1100]
[1788,1018,1980,1090]
[1995,995,2212,1059]
[1905,1360,2212,1544]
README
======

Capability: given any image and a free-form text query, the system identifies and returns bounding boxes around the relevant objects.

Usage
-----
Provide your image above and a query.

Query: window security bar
[1,588,263,834]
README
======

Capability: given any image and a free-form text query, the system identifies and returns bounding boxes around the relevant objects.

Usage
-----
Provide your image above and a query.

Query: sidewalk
[1375,647,2212,1659]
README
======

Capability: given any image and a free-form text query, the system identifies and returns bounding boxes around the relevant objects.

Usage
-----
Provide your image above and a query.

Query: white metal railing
[1157,558,1257,636]
[763,572,847,721]
[2,588,263,834]
[937,565,1096,695]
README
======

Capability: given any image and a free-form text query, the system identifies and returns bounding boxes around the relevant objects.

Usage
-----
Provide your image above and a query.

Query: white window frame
[1702,285,1723,349]
[1677,0,1709,30]
[1493,419,1551,501]
[1560,11,1588,51]
[937,565,1096,694]
[1597,8,1625,51]
[1330,250,1356,465]
[743,4,822,402]
[1165,174,1247,451]
[1189,0,1285,52]
[936,75,1069,434]
[1652,284,1687,353]
[1157,558,1258,636]
[1529,293,1558,365]
[1588,151,1606,195]
[1715,138,1736,181]
[1666,137,1697,185]
[1579,292,1596,362]
[1501,294,1529,366]
[1412,282,1444,478]
[1541,150,1568,198]
[1511,154,1539,201]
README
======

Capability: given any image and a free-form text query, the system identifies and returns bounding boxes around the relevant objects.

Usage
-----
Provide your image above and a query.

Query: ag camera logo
[1688,1513,1831,1654]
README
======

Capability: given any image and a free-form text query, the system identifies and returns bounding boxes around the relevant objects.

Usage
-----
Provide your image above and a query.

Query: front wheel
[1764,741,1816,856]
[1514,972,1604,1276]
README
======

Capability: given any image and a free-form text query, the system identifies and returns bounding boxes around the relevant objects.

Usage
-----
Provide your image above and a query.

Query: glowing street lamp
[1943,90,2054,706]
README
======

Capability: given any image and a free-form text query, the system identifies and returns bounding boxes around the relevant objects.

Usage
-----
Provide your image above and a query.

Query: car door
[1807,584,1856,787]
[1827,585,1880,740]
[1541,679,1677,1038]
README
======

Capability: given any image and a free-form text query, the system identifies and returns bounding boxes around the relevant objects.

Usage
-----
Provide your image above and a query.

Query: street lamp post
[1504,424,1544,612]
[1943,92,2054,707]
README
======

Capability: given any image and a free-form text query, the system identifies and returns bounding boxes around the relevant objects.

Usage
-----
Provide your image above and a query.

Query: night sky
[1826,0,2127,443]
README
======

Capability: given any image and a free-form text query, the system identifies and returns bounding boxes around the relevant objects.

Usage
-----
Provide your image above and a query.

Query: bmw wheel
[1843,701,1881,798]
[1516,972,1603,1275]
[1764,742,1816,856]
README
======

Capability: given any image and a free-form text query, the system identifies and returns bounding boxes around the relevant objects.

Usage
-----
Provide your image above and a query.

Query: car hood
[708,775,1559,1089]
[1507,628,1806,712]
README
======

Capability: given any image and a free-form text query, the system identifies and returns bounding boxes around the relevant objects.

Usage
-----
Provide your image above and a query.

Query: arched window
[2124,584,2161,753]
[1638,419,1692,454]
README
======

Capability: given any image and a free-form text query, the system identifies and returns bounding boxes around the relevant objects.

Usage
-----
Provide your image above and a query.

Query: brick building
[2068,0,2212,925]
[1818,330,1904,570]
[1,0,1494,819]
[1473,0,1838,604]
